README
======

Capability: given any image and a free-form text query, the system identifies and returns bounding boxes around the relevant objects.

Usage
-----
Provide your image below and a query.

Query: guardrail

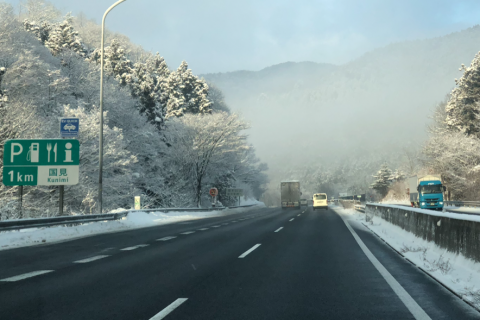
[0,204,259,232]
[0,212,129,232]
[445,201,480,208]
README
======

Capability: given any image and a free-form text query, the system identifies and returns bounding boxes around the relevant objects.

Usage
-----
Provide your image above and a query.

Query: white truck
[281,181,301,209]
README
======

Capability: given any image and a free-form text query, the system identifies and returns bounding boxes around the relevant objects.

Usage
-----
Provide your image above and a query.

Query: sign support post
[19,185,23,219]
[59,185,64,216]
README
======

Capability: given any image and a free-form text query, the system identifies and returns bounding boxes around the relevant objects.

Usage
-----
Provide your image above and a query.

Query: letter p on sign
[11,143,23,163]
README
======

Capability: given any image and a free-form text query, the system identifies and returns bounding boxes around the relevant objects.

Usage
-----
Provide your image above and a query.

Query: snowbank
[339,207,480,310]
[0,205,262,251]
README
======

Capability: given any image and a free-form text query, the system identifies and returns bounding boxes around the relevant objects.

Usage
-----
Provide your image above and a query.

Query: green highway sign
[2,139,80,186]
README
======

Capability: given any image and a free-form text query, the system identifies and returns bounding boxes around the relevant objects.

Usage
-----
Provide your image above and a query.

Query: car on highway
[313,193,328,210]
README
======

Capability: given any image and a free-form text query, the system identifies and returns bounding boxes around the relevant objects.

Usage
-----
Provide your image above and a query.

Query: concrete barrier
[366,204,480,263]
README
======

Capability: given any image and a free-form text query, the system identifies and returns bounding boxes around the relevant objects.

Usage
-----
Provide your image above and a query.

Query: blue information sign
[60,118,79,137]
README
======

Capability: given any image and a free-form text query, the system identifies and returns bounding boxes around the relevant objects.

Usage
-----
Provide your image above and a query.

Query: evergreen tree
[130,53,170,128]
[24,19,51,44]
[165,61,212,119]
[370,163,392,197]
[445,52,480,138]
[45,16,86,56]
[87,39,132,85]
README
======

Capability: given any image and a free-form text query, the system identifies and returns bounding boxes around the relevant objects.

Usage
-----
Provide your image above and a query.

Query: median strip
[239,244,261,258]
[0,270,54,282]
[74,255,109,263]
[121,244,149,251]
[274,227,283,233]
[150,298,188,320]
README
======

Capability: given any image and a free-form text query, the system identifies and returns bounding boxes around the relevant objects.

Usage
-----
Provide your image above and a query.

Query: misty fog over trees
[204,25,480,204]
[0,1,267,218]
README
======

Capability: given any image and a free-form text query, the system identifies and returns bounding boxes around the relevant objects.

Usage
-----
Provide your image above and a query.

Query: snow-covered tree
[87,39,132,85]
[165,61,212,119]
[445,53,480,138]
[45,16,86,57]
[130,53,170,128]
[165,112,249,207]
[371,163,392,197]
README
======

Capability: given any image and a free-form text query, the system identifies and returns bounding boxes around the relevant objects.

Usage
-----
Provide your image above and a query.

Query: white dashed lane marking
[212,225,221,228]
[239,244,261,258]
[150,298,188,319]
[157,236,176,241]
[0,270,54,282]
[298,214,301,216]
[198,228,209,231]
[121,244,149,251]
[74,255,109,263]
[181,231,195,235]
[289,218,294,222]
[274,227,283,233]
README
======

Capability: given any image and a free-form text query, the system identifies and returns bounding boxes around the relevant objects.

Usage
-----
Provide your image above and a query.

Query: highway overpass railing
[0,204,258,232]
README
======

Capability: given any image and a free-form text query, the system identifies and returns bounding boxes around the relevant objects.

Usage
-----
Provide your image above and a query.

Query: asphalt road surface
[1,206,479,319]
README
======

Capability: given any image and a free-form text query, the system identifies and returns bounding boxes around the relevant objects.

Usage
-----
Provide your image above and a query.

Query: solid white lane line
[289,218,294,221]
[74,255,109,263]
[150,298,188,320]
[274,227,283,233]
[1,270,53,282]
[181,231,195,235]
[121,244,149,251]
[341,218,431,320]
[212,225,221,228]
[157,236,177,241]
[198,228,209,231]
[238,244,261,258]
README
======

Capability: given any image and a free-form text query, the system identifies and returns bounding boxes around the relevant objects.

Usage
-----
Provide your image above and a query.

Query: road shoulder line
[340,217,431,320]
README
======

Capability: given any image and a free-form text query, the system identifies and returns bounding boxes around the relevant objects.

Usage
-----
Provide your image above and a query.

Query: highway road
[0,206,479,319]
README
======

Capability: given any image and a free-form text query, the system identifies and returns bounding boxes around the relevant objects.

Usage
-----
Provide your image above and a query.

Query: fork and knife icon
[47,143,57,163]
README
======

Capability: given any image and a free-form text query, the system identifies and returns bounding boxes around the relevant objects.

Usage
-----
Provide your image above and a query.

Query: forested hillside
[0,1,267,218]
[204,25,480,203]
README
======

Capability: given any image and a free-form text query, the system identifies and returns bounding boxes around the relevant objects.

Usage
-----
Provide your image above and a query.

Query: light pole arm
[99,0,126,214]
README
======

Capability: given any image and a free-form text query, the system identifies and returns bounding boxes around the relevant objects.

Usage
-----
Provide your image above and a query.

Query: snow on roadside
[338,207,480,310]
[0,204,264,251]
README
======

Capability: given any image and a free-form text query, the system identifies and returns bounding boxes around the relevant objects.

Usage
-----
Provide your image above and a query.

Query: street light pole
[99,0,126,213]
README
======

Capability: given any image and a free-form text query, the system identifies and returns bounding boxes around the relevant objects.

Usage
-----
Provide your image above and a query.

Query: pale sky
[6,0,480,74]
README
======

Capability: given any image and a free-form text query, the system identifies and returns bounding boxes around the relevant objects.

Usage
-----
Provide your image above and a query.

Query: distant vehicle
[408,174,445,210]
[63,124,76,131]
[281,181,301,209]
[300,199,308,207]
[313,193,328,210]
